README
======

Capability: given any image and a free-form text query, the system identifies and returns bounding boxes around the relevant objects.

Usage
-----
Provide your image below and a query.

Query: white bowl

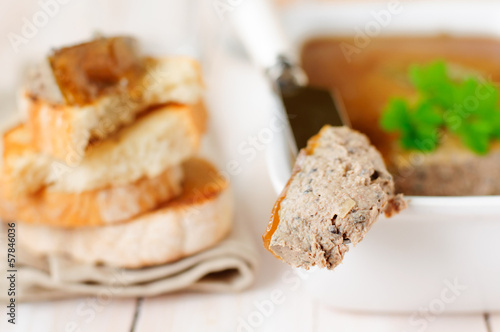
[267,0,500,313]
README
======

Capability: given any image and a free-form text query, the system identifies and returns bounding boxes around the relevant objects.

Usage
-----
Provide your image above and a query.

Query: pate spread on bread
[264,126,406,270]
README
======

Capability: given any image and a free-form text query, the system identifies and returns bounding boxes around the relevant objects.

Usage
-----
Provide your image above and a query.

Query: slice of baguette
[17,158,233,269]
[1,102,207,196]
[0,163,183,228]
[21,51,203,163]
[263,126,406,270]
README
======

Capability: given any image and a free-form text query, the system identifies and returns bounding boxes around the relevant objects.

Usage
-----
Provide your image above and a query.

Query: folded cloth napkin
[0,219,259,302]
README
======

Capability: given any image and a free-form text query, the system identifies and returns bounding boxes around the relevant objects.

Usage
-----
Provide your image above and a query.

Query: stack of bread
[0,36,233,268]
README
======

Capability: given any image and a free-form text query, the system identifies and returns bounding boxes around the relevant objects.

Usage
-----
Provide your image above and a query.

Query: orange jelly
[49,36,145,106]
[262,188,287,256]
[262,128,325,256]
[304,128,324,155]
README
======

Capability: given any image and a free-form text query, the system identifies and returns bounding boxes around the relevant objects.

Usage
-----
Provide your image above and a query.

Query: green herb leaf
[380,98,411,132]
[410,60,455,108]
[381,99,441,152]
[492,111,500,139]
[458,123,490,155]
[380,60,500,154]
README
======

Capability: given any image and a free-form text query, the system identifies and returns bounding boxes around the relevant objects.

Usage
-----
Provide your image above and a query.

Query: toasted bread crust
[17,158,233,268]
[22,56,203,163]
[1,102,207,195]
[1,124,53,197]
[0,164,183,228]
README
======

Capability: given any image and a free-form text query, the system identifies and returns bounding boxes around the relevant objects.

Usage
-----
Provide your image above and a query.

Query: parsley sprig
[380,61,500,155]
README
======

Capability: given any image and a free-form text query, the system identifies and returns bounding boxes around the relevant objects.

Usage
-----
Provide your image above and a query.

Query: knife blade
[230,0,349,153]
[272,56,349,150]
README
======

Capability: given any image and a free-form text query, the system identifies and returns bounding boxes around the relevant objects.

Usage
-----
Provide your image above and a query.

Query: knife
[230,0,350,152]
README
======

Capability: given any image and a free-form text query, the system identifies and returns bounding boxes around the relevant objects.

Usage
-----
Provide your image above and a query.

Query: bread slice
[17,158,233,268]
[263,126,405,270]
[2,102,207,196]
[20,37,203,163]
[389,136,500,196]
[0,162,183,228]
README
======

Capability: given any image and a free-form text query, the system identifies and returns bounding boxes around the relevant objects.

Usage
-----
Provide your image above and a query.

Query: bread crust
[22,56,203,163]
[17,158,233,268]
[1,102,207,195]
[0,164,183,228]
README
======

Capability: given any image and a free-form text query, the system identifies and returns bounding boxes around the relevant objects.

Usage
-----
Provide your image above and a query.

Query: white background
[0,0,499,331]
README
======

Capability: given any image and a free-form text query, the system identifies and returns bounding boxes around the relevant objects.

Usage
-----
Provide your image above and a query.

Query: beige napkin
[0,219,259,302]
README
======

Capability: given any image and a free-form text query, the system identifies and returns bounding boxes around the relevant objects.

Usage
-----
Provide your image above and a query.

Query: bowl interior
[266,1,500,208]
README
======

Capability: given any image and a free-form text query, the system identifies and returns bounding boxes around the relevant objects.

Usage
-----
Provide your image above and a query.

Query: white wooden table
[1,0,499,331]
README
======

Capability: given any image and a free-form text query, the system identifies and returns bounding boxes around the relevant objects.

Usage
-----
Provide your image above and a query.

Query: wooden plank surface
[134,276,316,332]
[316,305,489,332]
[135,291,494,332]
[0,298,137,332]
[135,293,241,332]
[2,298,495,332]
